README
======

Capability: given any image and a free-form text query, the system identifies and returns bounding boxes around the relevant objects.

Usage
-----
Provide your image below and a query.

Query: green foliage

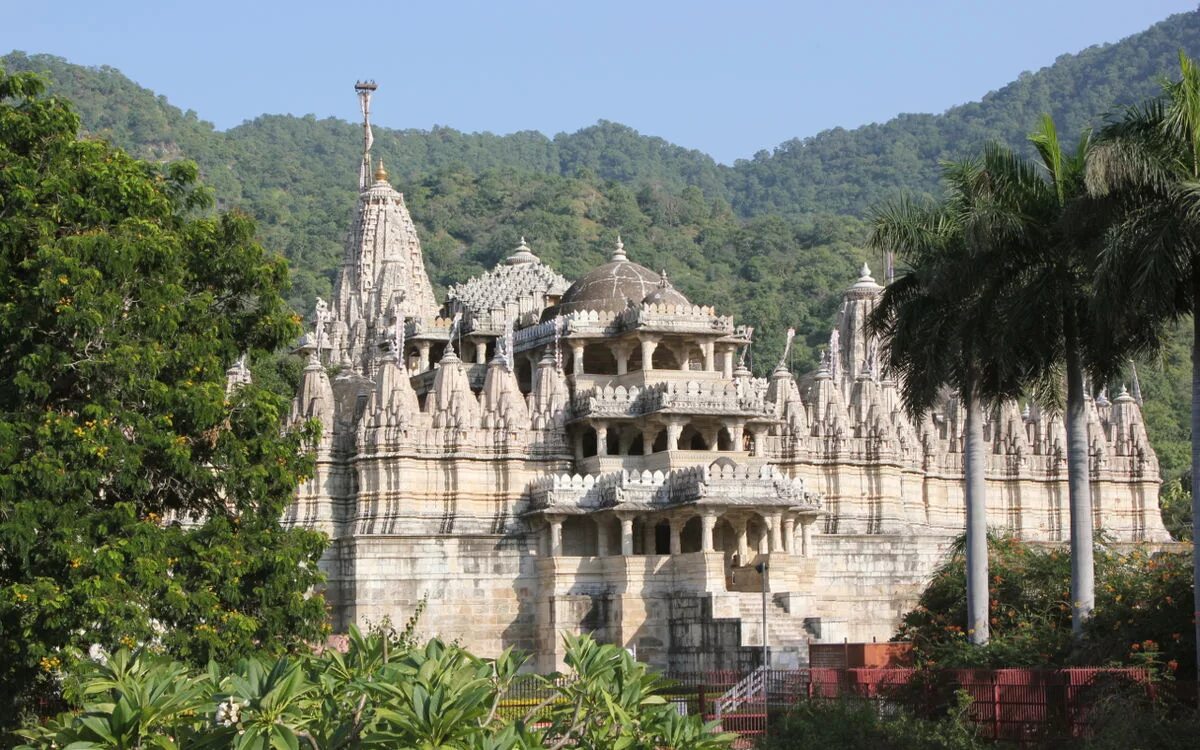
[755,693,983,750]
[14,632,733,750]
[1157,478,1193,541]
[895,534,1195,679]
[0,69,327,724]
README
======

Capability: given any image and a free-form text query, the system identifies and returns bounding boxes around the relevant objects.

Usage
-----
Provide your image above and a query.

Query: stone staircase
[735,593,810,668]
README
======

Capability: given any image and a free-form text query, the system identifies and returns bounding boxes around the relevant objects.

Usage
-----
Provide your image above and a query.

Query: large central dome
[548,238,669,317]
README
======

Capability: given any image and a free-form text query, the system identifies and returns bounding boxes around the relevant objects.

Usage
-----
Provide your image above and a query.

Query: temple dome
[548,237,662,317]
[641,270,690,308]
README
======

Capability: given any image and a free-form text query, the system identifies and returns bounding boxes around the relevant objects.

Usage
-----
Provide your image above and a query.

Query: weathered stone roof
[547,238,662,318]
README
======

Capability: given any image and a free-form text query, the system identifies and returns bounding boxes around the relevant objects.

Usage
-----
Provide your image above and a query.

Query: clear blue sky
[3,0,1195,164]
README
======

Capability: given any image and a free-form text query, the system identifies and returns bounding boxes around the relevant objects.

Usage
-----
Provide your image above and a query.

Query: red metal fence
[657,667,1174,744]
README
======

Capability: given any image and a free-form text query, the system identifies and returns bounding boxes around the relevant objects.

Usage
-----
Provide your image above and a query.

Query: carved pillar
[669,517,683,555]
[572,343,585,376]
[619,514,635,556]
[800,516,816,558]
[573,430,584,462]
[548,515,564,557]
[475,341,488,364]
[769,512,783,553]
[418,341,432,372]
[597,518,609,557]
[703,340,716,372]
[640,335,660,371]
[735,518,749,563]
[595,421,609,457]
[643,520,656,555]
[749,426,767,457]
[701,512,717,552]
[612,343,633,375]
[722,347,734,379]
[665,419,684,451]
[782,516,795,554]
[730,421,746,453]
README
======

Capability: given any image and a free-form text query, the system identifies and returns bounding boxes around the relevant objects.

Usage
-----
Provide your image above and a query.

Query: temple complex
[267,83,1170,673]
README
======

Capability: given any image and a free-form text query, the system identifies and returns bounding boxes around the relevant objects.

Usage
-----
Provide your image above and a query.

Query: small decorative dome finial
[659,269,670,287]
[374,158,388,182]
[860,262,872,280]
[505,236,540,265]
[612,234,628,262]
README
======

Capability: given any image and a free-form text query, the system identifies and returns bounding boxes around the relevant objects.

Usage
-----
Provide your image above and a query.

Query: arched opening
[628,433,645,455]
[652,345,680,370]
[747,515,768,555]
[605,428,620,456]
[581,428,598,457]
[717,428,734,451]
[562,516,598,556]
[653,520,671,555]
[583,344,618,375]
[651,431,668,453]
[681,516,702,553]
[680,426,708,451]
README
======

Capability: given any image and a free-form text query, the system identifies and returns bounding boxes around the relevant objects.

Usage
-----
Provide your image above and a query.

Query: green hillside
[2,10,1197,485]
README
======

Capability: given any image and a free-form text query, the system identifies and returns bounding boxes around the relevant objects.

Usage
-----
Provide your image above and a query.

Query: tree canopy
[0,69,328,723]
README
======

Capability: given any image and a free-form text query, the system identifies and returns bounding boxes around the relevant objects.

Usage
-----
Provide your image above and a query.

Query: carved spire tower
[330,81,440,372]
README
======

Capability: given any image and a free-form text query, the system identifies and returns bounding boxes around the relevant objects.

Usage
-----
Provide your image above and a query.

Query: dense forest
[2,9,1198,486]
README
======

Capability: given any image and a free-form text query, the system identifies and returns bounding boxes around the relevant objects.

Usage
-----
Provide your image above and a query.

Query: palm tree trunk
[963,384,990,645]
[1191,282,1200,683]
[1063,307,1095,636]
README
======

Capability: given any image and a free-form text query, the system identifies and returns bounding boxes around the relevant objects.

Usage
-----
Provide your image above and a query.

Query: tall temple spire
[355,80,378,191]
[328,81,440,374]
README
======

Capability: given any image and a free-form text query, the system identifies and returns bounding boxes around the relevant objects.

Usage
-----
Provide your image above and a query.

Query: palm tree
[869,178,1028,645]
[960,119,1105,636]
[1087,51,1200,678]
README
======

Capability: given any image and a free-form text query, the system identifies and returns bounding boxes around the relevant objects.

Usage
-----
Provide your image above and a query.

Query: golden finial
[374,158,388,182]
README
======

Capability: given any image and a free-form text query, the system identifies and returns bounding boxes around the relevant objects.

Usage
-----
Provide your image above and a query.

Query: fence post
[698,685,706,718]
[992,674,1001,741]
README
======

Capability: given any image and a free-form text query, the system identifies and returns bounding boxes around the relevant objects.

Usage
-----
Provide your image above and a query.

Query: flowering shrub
[895,533,1194,679]
[14,629,734,750]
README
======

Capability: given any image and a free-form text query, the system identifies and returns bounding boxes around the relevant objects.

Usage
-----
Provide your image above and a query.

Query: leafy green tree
[0,69,327,722]
[1086,51,1200,681]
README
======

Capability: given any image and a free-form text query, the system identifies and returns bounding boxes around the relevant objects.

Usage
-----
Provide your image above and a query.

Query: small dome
[641,270,690,308]
[505,237,540,265]
[547,237,662,317]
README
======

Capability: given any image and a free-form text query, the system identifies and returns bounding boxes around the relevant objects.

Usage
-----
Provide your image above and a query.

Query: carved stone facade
[260,85,1169,673]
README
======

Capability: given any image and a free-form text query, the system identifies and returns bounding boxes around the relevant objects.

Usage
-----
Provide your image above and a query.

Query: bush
[755,694,983,750]
[895,533,1194,679]
[14,630,734,750]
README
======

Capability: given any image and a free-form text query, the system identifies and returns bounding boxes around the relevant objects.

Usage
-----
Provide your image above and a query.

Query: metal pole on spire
[776,328,795,371]
[355,80,378,191]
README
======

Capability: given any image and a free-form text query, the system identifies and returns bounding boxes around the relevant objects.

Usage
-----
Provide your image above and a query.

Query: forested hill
[729,10,1200,216]
[5,10,1200,219]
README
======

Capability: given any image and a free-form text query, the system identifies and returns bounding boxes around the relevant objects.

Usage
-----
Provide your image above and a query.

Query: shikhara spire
[322,81,439,372]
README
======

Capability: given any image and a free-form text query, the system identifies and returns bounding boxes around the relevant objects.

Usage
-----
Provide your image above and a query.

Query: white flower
[215,699,243,728]
[87,643,108,666]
